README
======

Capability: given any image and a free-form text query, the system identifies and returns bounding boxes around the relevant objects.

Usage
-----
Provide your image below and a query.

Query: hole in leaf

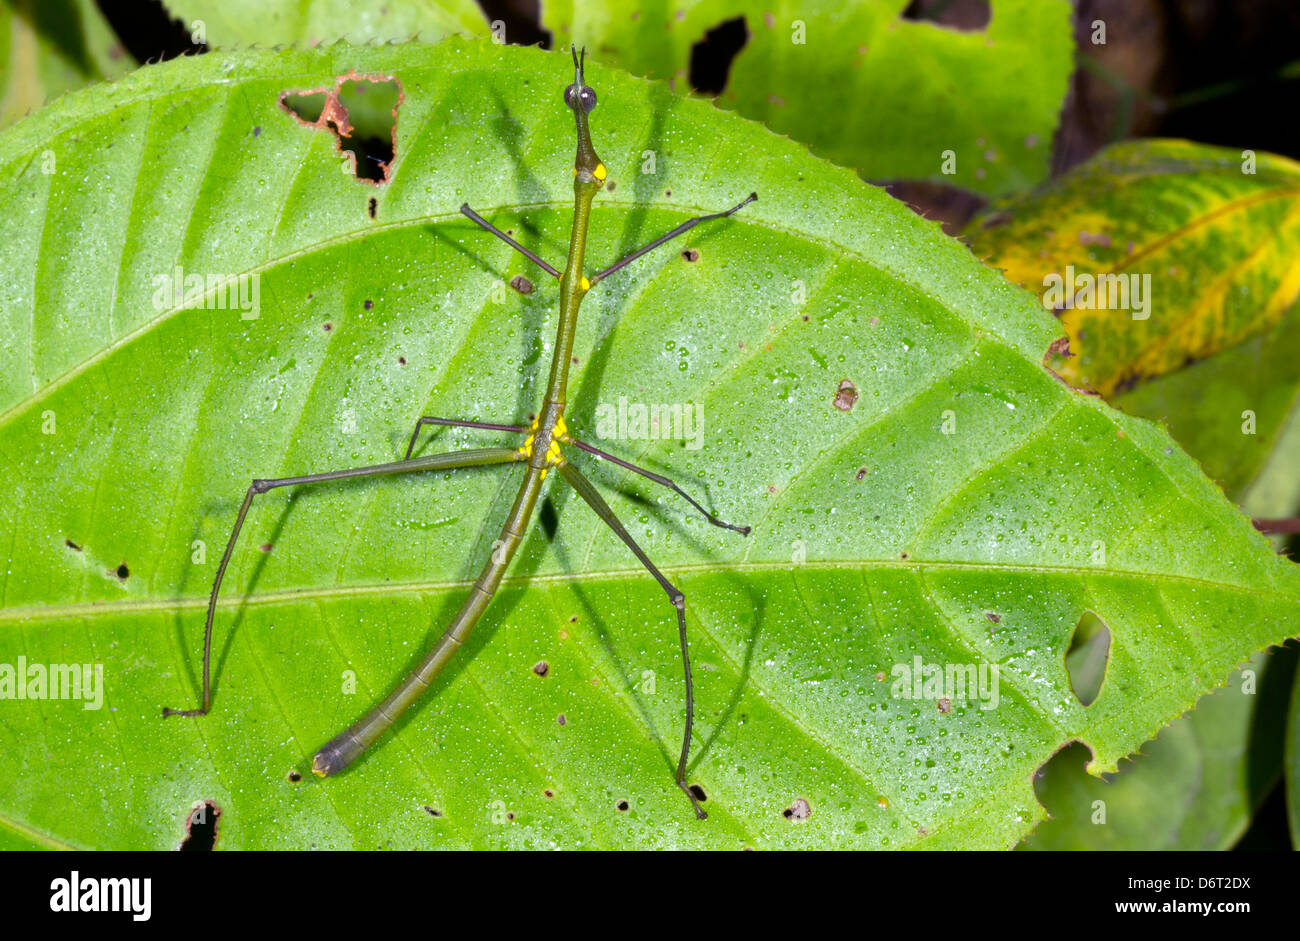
[65,538,82,551]
[283,91,328,124]
[476,0,553,49]
[1065,610,1111,706]
[688,784,708,804]
[681,248,700,262]
[280,76,402,184]
[689,17,749,94]
[616,799,630,812]
[901,0,991,31]
[115,563,130,580]
[179,801,221,851]
[368,196,377,219]
[287,770,301,783]
[96,0,206,63]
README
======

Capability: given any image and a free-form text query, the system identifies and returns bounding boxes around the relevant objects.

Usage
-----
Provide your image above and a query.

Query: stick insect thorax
[534,47,607,458]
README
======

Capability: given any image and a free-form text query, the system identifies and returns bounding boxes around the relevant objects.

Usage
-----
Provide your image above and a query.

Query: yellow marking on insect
[518,413,569,469]
[580,275,591,291]
[594,163,607,181]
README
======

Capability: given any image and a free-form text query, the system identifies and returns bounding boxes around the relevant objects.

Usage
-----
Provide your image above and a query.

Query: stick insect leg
[590,192,757,284]
[404,416,527,460]
[460,203,562,279]
[556,461,708,819]
[162,447,524,719]
[566,436,750,535]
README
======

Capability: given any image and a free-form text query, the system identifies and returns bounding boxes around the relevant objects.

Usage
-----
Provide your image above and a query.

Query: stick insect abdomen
[312,463,546,776]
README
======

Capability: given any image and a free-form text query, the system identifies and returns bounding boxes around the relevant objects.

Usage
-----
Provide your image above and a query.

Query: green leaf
[1,40,1297,850]
[160,0,489,47]
[543,0,1073,197]
[0,0,133,130]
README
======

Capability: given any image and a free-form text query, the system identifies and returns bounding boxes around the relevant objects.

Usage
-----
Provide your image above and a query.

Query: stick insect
[164,47,757,818]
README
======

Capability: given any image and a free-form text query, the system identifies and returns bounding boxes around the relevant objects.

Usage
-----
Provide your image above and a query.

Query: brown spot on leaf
[783,798,811,821]
[834,379,858,411]
[510,274,535,295]
[682,248,700,262]
[532,661,549,678]
[937,697,952,714]
[1045,336,1072,360]
[985,611,1001,624]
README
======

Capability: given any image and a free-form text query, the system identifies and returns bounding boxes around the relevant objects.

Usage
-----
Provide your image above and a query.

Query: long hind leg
[163,447,523,717]
[557,460,708,819]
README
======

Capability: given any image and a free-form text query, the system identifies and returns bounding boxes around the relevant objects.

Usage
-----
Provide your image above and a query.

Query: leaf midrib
[7,557,1298,625]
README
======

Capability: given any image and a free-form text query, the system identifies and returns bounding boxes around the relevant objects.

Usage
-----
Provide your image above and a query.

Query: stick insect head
[564,46,606,188]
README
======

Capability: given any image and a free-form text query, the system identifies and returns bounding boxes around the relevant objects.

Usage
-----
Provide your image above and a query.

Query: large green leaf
[1,40,1297,850]
[0,0,132,130]
[543,0,1072,198]
[161,0,489,47]
[969,140,1300,850]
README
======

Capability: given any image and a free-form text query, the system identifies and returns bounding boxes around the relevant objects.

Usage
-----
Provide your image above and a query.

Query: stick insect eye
[564,84,597,113]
